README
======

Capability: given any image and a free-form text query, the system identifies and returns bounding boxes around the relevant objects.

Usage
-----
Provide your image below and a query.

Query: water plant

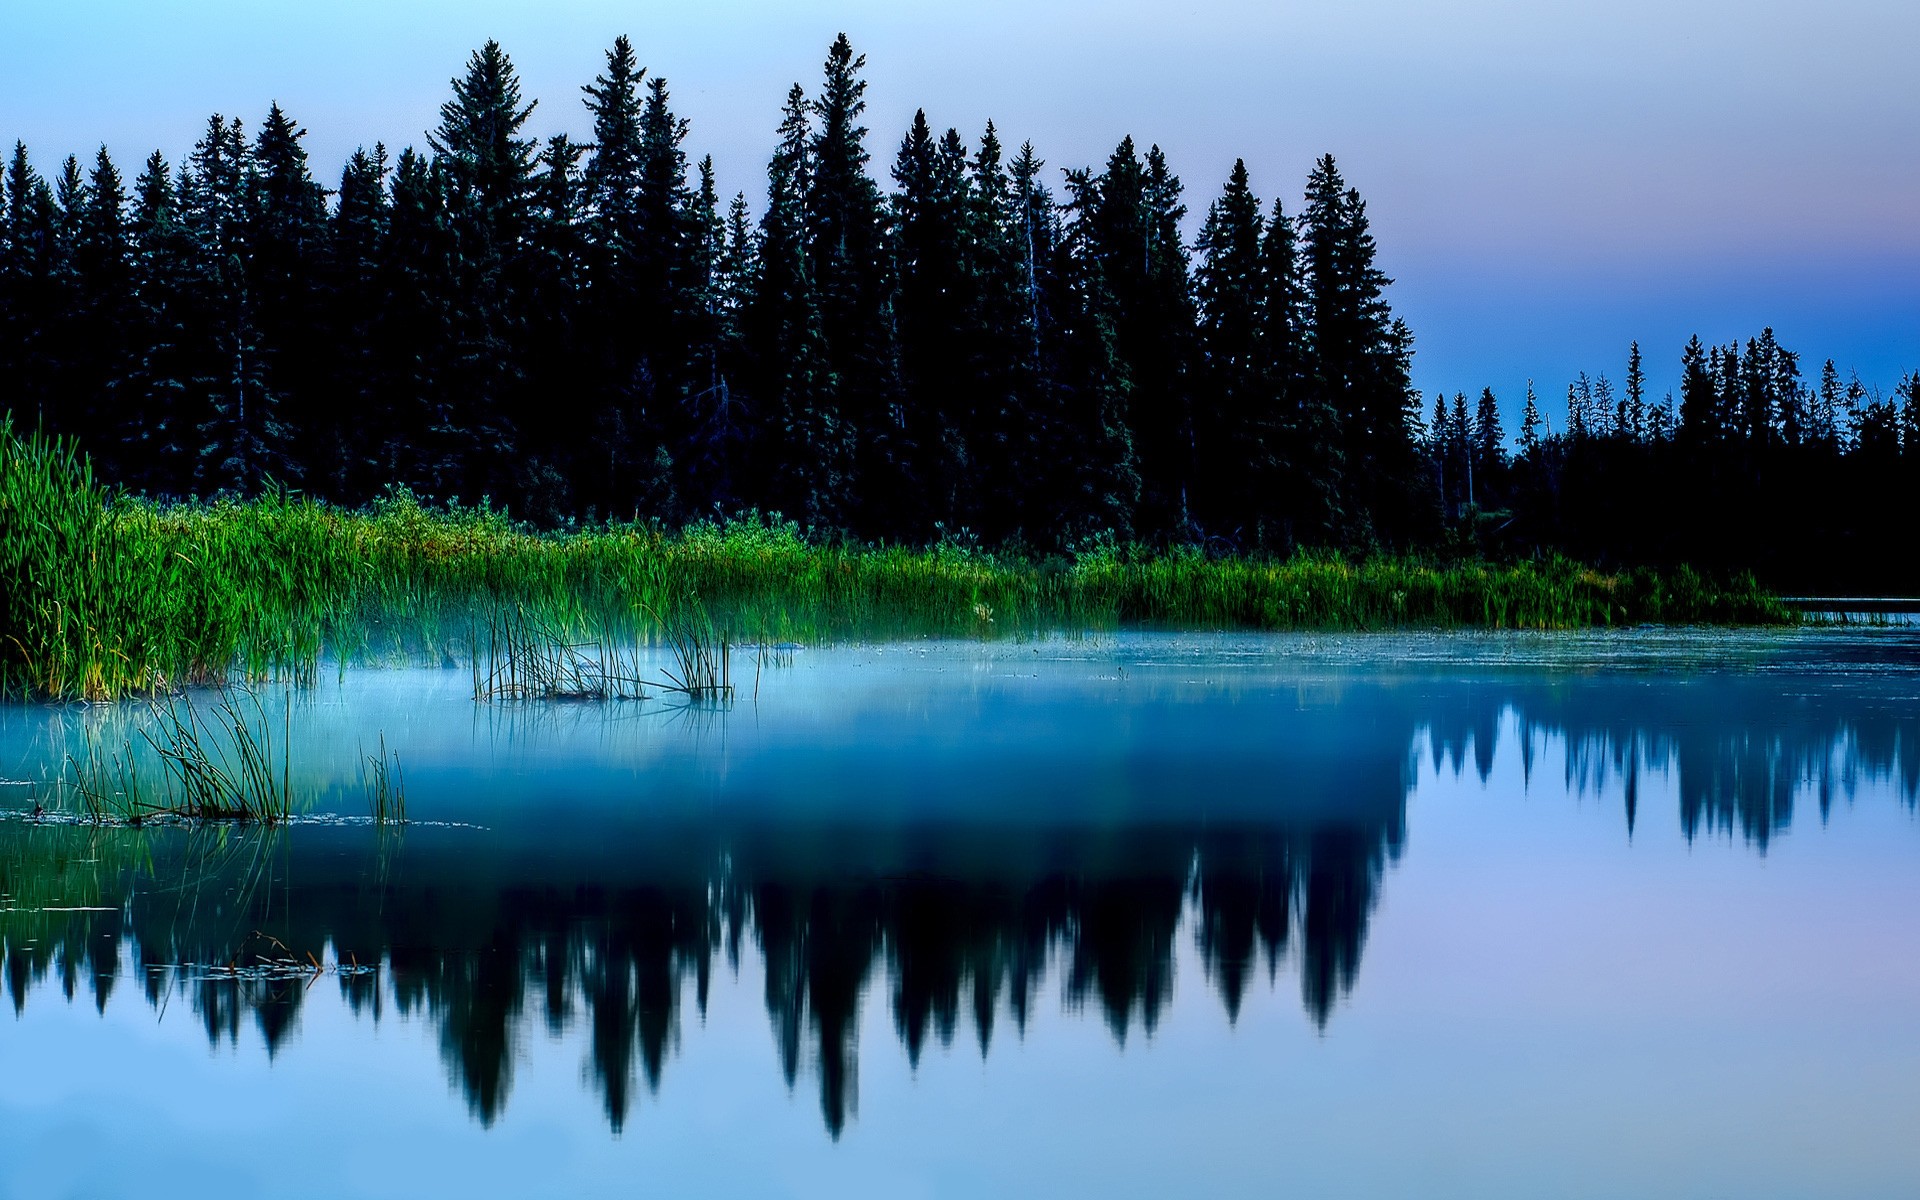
[361,733,406,826]
[470,605,649,703]
[59,691,291,823]
[648,603,734,702]
[1,421,1796,703]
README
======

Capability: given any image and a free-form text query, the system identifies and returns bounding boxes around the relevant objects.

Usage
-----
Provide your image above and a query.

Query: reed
[58,690,292,823]
[652,605,734,702]
[360,732,406,825]
[470,605,649,702]
[1,420,1795,702]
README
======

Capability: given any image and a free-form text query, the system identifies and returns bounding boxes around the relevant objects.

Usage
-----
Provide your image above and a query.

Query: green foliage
[0,420,1791,701]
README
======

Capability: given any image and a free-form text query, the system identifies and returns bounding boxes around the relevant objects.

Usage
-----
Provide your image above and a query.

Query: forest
[1,34,1917,588]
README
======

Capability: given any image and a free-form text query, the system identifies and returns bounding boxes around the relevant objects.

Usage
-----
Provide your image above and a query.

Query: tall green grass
[1,419,1793,701]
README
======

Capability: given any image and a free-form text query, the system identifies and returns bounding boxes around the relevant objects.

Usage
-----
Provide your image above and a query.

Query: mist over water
[3,631,1919,1197]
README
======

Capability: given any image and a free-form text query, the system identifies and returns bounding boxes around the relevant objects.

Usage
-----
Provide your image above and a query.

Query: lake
[3,630,1918,1198]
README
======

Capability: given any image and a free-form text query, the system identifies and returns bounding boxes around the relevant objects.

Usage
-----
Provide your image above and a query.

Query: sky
[3,0,1916,423]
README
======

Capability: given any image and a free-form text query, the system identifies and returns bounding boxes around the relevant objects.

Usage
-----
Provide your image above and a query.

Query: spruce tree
[431,41,538,251]
[806,35,898,530]
[1519,382,1542,459]
[122,150,194,490]
[248,103,328,486]
[1678,335,1716,443]
[327,144,391,498]
[75,147,135,473]
[750,83,846,527]
[1299,155,1420,543]
[430,43,540,500]
[1193,159,1267,541]
[1053,166,1140,539]
[1625,340,1647,442]
[179,113,291,493]
[1473,386,1504,501]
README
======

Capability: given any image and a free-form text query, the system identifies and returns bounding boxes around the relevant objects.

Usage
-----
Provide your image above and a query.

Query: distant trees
[4,32,1911,584]
[1435,326,1920,589]
[0,33,1439,553]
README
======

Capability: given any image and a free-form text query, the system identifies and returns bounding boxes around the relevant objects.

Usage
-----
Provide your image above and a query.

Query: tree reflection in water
[2,671,1915,1137]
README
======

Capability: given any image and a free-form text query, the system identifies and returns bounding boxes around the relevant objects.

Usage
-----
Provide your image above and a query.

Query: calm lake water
[3,630,1919,1199]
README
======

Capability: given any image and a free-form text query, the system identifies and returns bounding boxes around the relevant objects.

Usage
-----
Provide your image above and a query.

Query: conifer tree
[248,103,328,485]
[74,147,135,471]
[121,150,194,489]
[429,43,539,500]
[891,110,969,531]
[326,144,390,497]
[750,83,845,527]
[1051,166,1140,540]
[1,144,58,431]
[1086,139,1196,538]
[1519,382,1542,458]
[1193,159,1269,541]
[432,41,538,251]
[1678,335,1716,443]
[807,35,898,529]
[1299,155,1421,542]
[1473,386,1504,485]
[1625,341,1647,442]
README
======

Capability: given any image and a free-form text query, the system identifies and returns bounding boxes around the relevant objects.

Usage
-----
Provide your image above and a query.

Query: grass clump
[1,420,1794,702]
[65,691,292,823]
[470,605,648,703]
[360,733,405,826]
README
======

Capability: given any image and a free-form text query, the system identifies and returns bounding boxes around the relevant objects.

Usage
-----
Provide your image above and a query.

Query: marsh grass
[360,733,405,826]
[2,421,1795,702]
[57,690,293,822]
[470,605,649,703]
[646,603,734,702]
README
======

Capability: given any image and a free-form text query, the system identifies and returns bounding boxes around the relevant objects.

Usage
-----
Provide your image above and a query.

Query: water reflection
[0,819,1394,1136]
[3,640,1918,1139]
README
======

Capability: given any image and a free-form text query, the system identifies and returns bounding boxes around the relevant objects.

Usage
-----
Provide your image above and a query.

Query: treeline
[1426,334,1920,589]
[0,34,1423,549]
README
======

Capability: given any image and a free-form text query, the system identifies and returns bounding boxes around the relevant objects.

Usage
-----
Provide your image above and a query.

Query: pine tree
[961,122,1032,541]
[1678,335,1716,443]
[248,102,328,485]
[1299,155,1420,542]
[377,146,467,495]
[326,144,391,497]
[177,113,292,492]
[1084,138,1196,539]
[1449,391,1472,507]
[750,83,845,527]
[890,110,971,531]
[1814,358,1843,448]
[1052,166,1140,540]
[122,150,194,490]
[581,36,645,246]
[429,43,540,500]
[1519,381,1542,458]
[75,146,135,471]
[431,40,538,252]
[1625,341,1646,442]
[681,156,745,515]
[807,35,897,530]
[1193,160,1270,542]
[1,143,59,431]
[1473,386,1504,488]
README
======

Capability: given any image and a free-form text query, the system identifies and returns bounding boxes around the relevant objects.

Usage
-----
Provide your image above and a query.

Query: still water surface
[2,630,1919,1198]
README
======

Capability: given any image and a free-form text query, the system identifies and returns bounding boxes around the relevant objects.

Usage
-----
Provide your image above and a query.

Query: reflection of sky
[4,695,1919,1197]
[3,1,1915,422]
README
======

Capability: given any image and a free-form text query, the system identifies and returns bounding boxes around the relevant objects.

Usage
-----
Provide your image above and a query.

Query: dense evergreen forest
[2,35,1916,586]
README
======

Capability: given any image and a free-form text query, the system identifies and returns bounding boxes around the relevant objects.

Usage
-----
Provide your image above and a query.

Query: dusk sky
[5,0,1915,425]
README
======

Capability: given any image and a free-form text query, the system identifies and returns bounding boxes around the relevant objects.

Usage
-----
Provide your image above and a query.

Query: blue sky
[4,0,1915,419]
